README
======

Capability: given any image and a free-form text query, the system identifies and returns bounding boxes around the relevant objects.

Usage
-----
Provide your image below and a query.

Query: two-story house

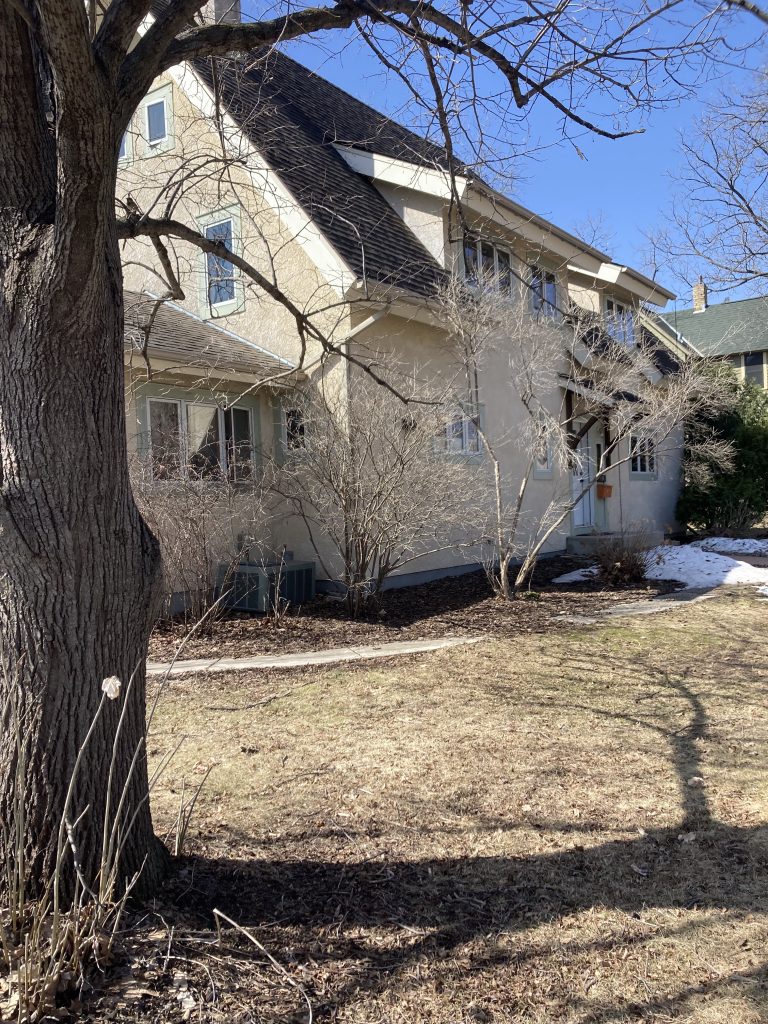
[651,280,768,388]
[118,9,682,595]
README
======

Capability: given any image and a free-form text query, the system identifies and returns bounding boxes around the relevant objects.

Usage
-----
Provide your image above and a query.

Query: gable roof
[124,291,302,383]
[658,295,768,358]
[192,51,447,297]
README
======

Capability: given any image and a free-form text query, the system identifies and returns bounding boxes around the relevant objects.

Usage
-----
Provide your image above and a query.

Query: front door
[571,425,595,529]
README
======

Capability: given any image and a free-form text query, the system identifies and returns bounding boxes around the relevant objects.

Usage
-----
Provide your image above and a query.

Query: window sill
[142,139,175,158]
[203,297,242,319]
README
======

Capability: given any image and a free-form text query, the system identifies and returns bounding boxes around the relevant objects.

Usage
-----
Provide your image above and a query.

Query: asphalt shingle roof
[658,296,768,357]
[123,291,301,382]
[193,51,447,296]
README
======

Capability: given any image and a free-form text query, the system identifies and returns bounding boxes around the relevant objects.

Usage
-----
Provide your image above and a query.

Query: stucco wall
[117,67,680,598]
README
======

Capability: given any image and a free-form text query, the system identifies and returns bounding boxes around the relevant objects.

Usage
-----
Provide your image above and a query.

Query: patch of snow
[554,543,768,591]
[691,537,768,556]
[555,565,598,584]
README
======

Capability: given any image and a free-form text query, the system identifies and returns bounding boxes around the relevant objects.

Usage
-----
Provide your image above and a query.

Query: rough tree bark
[0,5,166,898]
[0,0,736,902]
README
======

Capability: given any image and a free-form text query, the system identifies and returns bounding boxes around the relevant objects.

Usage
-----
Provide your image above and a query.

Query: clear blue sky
[248,7,765,308]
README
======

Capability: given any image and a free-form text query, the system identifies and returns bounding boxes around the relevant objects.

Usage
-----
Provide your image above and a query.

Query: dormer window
[606,298,635,346]
[463,238,513,293]
[530,265,558,318]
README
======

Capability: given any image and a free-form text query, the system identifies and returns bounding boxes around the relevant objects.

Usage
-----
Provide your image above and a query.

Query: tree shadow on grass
[164,818,768,1021]
[156,611,768,1020]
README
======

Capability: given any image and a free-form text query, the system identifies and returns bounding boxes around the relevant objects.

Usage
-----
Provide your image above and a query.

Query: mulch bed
[148,556,682,662]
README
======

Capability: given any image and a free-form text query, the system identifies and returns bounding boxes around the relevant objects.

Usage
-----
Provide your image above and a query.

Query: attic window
[146,98,167,146]
[205,218,236,307]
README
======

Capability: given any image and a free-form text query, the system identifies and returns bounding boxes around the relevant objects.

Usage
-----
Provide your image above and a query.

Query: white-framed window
[140,83,174,155]
[606,298,635,346]
[533,429,553,479]
[530,265,558,318]
[463,237,514,294]
[205,218,236,307]
[198,206,242,317]
[147,397,255,482]
[629,434,657,477]
[744,351,766,387]
[118,129,133,164]
[146,98,167,146]
[438,407,482,457]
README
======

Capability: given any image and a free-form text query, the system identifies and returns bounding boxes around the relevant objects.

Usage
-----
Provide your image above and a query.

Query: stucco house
[650,281,768,389]
[118,7,684,595]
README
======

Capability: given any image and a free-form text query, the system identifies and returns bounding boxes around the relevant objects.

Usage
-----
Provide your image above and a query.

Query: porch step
[566,531,665,557]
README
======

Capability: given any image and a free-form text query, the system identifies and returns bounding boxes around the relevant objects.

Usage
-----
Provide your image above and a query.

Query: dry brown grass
[137,590,768,1023]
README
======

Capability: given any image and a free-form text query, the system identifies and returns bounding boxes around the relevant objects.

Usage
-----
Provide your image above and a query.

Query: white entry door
[571,427,594,528]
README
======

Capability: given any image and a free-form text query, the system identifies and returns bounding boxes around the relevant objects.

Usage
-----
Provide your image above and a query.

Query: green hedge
[677,377,768,534]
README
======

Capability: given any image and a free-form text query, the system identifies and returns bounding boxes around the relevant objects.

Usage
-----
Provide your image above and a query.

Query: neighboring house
[118,4,683,593]
[650,281,768,388]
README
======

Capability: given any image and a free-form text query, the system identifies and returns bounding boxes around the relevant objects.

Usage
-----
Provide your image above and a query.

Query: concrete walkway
[560,586,718,625]
[147,635,485,678]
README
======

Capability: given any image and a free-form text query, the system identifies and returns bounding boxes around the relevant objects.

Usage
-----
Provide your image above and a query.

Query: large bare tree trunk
[0,7,166,899]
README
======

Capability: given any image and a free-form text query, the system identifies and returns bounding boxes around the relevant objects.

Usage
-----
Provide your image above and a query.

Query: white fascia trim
[465,186,611,265]
[566,261,675,307]
[464,184,675,305]
[642,311,704,358]
[168,62,356,297]
[334,145,468,201]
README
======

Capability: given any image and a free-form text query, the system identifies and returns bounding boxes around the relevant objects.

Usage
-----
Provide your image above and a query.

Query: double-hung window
[118,131,132,163]
[530,265,558,318]
[205,218,236,308]
[463,237,514,294]
[146,98,168,147]
[147,397,255,482]
[284,408,306,451]
[439,407,481,456]
[629,434,656,477]
[141,84,174,155]
[744,351,766,387]
[533,420,553,478]
[606,298,635,346]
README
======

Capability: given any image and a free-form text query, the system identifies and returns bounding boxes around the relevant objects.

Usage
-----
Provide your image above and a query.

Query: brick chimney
[692,277,708,313]
[201,0,240,23]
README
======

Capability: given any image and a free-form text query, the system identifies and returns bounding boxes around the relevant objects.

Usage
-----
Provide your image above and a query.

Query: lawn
[130,590,768,1023]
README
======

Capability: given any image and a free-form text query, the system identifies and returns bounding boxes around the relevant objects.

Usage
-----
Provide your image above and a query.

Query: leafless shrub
[592,530,656,587]
[269,371,484,617]
[131,455,269,627]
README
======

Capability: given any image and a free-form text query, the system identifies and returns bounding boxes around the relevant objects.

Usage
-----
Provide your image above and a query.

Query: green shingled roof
[658,296,768,357]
